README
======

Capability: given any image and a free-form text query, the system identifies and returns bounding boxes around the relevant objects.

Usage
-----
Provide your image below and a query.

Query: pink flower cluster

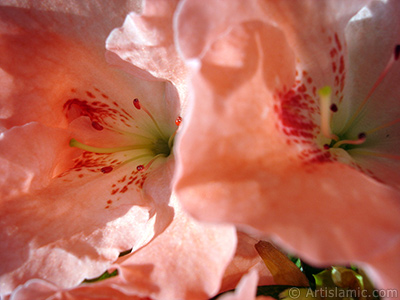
[1,0,399,299]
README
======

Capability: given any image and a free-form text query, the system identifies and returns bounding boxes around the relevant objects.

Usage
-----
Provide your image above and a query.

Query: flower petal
[106,0,188,104]
[176,0,265,59]
[217,270,274,300]
[220,232,273,293]
[111,197,237,300]
[0,123,70,199]
[11,278,145,300]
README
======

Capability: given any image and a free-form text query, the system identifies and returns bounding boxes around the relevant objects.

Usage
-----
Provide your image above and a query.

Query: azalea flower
[0,0,238,298]
[174,0,400,294]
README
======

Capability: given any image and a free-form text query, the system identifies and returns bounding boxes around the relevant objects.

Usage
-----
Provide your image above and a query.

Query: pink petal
[109,198,237,300]
[0,123,70,199]
[11,278,146,300]
[217,270,274,300]
[106,0,188,103]
[220,232,273,293]
[176,0,262,59]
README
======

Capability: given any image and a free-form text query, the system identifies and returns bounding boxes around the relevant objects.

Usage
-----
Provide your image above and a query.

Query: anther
[330,104,338,113]
[358,132,366,140]
[395,44,400,61]
[91,121,104,131]
[133,98,141,110]
[101,166,113,173]
[175,116,182,126]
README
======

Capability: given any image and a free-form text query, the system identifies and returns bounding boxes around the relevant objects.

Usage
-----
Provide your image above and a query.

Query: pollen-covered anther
[395,44,400,61]
[175,116,182,126]
[330,104,338,113]
[133,98,141,110]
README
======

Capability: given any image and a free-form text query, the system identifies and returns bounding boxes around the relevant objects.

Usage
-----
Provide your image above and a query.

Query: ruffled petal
[106,0,188,104]
[220,232,273,293]
[217,270,274,300]
[176,0,262,59]
[110,197,236,300]
[0,123,70,199]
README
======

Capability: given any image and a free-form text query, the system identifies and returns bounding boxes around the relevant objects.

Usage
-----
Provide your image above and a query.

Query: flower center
[319,44,400,154]
[69,97,181,174]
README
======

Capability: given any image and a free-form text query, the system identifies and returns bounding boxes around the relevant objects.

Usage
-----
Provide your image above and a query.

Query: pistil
[319,86,339,141]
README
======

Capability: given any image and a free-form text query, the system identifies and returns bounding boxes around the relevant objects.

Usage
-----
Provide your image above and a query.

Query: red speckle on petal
[101,166,113,173]
[137,165,144,171]
[133,98,141,110]
[334,32,342,51]
[120,186,128,193]
[339,56,345,74]
[332,62,337,73]
[86,91,95,98]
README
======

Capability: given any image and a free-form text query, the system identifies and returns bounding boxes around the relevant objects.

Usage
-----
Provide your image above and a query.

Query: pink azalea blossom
[174,0,400,294]
[0,0,238,298]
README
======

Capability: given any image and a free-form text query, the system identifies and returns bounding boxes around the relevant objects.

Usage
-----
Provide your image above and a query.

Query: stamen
[133,98,166,139]
[140,154,165,172]
[349,149,400,160]
[341,44,400,134]
[319,86,339,141]
[332,132,366,148]
[168,116,183,149]
[366,118,400,135]
[69,138,152,153]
